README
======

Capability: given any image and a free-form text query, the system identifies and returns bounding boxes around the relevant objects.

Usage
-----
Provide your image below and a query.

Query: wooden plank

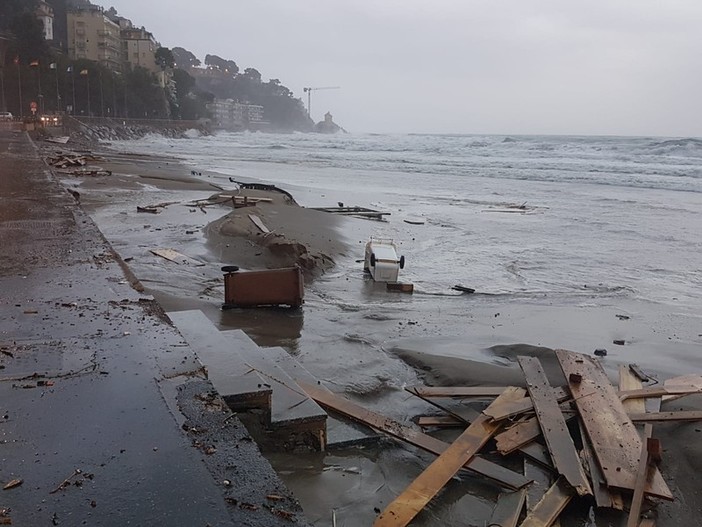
[248,213,270,233]
[520,442,553,470]
[630,411,702,422]
[407,385,509,398]
[518,356,591,496]
[556,350,673,501]
[496,416,543,454]
[405,388,482,423]
[620,364,645,414]
[299,381,530,490]
[627,424,654,527]
[578,420,623,510]
[495,408,576,454]
[374,387,526,527]
[619,384,702,401]
[520,476,574,527]
[417,415,463,428]
[150,248,204,266]
[484,386,569,421]
[662,374,702,402]
[489,488,527,527]
[525,458,552,513]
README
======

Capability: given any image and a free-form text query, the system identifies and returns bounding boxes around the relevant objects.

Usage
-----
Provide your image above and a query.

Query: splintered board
[556,350,673,501]
[518,356,591,496]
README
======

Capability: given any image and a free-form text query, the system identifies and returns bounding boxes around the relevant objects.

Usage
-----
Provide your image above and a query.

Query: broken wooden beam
[620,364,646,415]
[556,350,673,501]
[518,356,591,496]
[520,476,574,527]
[373,387,526,527]
[299,381,530,490]
[488,488,527,527]
[483,385,569,421]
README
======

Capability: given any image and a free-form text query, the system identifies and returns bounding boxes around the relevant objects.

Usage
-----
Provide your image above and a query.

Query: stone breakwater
[64,116,210,143]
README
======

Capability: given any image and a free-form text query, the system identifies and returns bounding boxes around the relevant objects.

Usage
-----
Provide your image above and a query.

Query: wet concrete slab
[0,130,309,526]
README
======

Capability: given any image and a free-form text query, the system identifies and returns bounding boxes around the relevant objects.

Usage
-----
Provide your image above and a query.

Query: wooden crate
[223,267,303,308]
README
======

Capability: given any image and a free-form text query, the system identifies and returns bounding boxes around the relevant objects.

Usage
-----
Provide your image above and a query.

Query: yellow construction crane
[303,86,340,120]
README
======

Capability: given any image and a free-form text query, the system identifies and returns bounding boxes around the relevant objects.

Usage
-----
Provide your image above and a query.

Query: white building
[207,98,265,129]
[36,1,54,41]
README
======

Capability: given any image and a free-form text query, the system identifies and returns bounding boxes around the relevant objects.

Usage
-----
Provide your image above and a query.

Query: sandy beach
[37,135,702,527]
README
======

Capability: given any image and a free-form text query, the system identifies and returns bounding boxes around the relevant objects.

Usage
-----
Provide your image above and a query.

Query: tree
[155,47,175,70]
[242,67,261,83]
[171,47,200,69]
[204,54,238,76]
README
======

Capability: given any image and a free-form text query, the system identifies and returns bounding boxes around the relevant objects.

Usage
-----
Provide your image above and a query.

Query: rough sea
[115,131,702,310]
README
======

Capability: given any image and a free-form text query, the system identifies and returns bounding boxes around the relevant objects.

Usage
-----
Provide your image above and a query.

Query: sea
[112,131,702,309]
[106,131,702,526]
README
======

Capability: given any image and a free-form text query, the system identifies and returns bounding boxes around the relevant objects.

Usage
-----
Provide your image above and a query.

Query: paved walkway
[0,126,307,526]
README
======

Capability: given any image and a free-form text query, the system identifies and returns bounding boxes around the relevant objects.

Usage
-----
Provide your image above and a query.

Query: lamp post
[15,56,22,118]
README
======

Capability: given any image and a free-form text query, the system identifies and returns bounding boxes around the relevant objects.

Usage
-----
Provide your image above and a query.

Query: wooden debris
[374,387,526,527]
[248,214,270,234]
[525,458,553,513]
[627,423,654,527]
[488,488,527,527]
[406,385,509,398]
[556,350,673,500]
[662,374,702,402]
[620,364,646,415]
[520,476,574,527]
[483,385,569,421]
[578,420,624,510]
[309,206,390,220]
[386,282,413,293]
[299,381,530,490]
[619,384,702,401]
[518,356,591,496]
[416,415,463,428]
[2,478,23,490]
[150,248,205,266]
[629,411,702,422]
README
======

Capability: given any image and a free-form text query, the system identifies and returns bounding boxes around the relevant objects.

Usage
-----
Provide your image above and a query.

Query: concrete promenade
[0,125,307,526]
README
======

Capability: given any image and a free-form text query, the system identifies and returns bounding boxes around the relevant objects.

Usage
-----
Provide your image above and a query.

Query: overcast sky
[105,0,702,136]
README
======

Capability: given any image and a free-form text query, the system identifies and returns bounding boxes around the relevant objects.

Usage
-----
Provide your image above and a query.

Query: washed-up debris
[248,214,270,234]
[58,168,112,177]
[387,282,413,293]
[310,205,390,221]
[613,339,626,345]
[150,248,205,267]
[46,152,103,168]
[2,479,22,490]
[452,284,475,294]
[45,136,70,144]
[300,349,702,526]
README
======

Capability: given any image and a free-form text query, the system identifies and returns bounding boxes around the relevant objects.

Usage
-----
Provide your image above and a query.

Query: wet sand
[44,140,702,527]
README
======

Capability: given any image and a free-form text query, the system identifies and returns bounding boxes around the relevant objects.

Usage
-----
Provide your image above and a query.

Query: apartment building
[208,98,265,129]
[121,27,159,74]
[67,6,121,72]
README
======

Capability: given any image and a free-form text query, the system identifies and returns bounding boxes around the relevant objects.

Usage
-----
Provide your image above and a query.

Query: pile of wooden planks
[300,349,702,527]
[46,152,104,168]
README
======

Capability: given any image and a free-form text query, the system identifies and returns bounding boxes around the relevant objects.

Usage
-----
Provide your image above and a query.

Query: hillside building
[121,27,159,74]
[67,5,122,72]
[35,1,54,41]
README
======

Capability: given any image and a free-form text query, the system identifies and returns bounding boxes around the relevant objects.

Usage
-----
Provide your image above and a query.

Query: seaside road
[0,129,309,526]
